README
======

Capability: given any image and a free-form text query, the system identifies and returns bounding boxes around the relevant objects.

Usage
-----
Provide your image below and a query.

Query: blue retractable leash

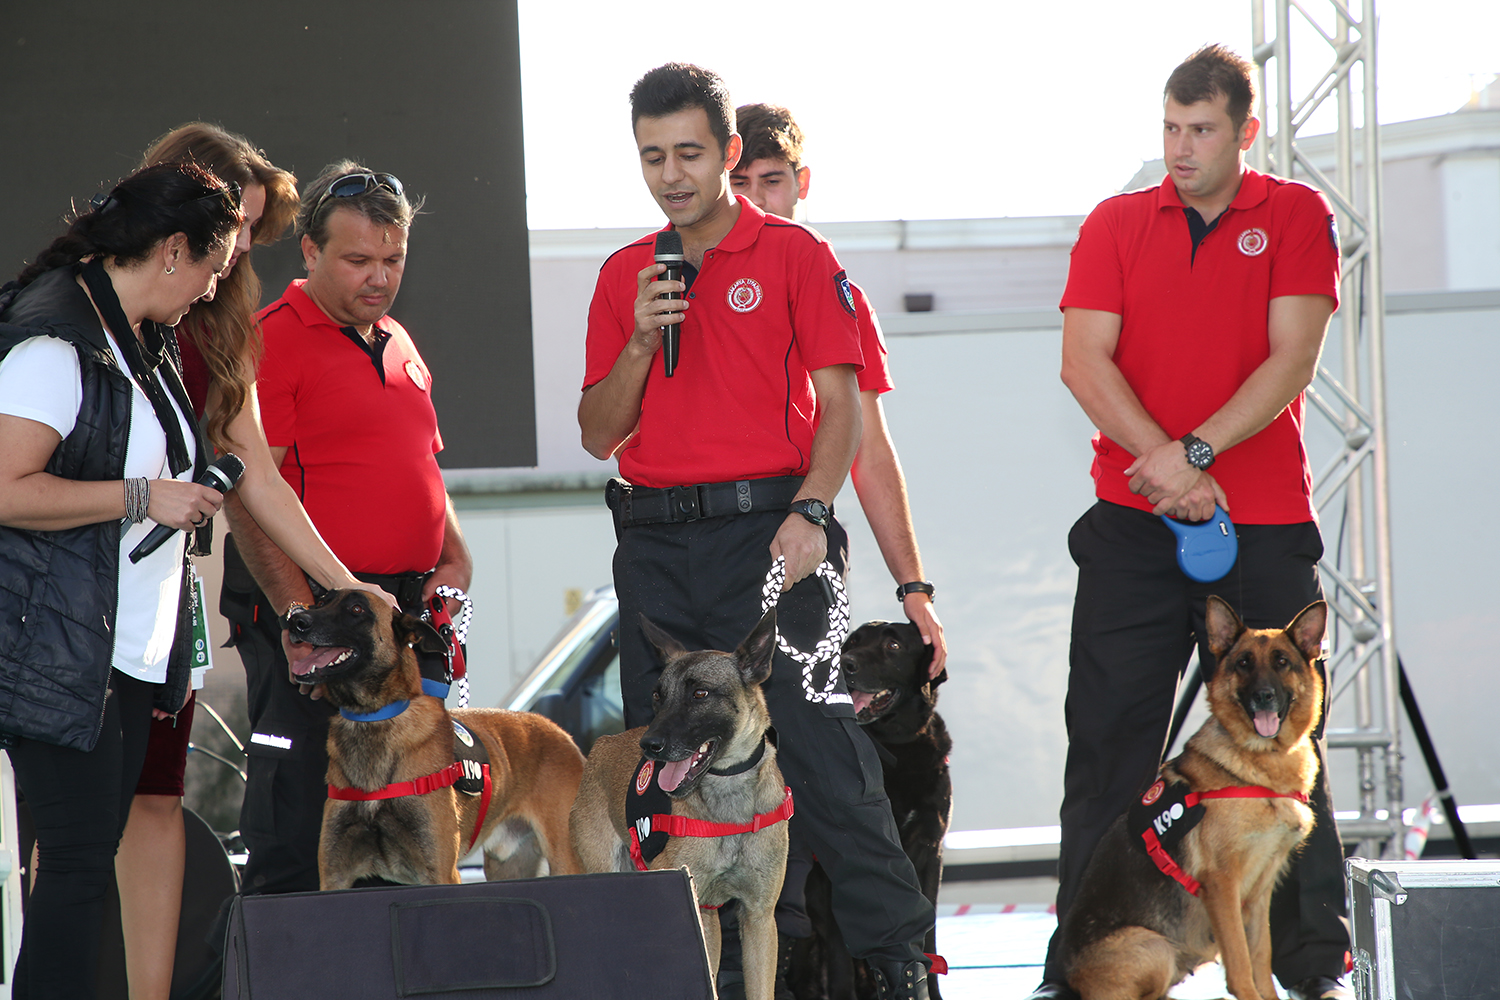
[1161,506,1238,583]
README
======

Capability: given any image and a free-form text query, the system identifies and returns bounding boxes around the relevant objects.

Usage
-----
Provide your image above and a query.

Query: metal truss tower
[1249,0,1403,856]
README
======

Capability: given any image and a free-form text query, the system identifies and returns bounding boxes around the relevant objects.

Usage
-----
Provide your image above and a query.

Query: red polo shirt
[584,196,863,488]
[255,280,447,574]
[852,282,893,395]
[1060,169,1340,524]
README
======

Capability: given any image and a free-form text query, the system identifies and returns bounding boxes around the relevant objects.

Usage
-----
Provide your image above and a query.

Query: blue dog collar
[421,678,450,700]
[339,699,410,723]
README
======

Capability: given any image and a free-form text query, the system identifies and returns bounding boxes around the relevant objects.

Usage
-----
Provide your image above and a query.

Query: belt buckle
[669,485,701,521]
[735,480,752,513]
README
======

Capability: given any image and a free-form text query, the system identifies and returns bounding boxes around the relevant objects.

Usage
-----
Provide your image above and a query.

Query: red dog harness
[1139,784,1310,897]
[628,786,796,874]
[327,759,494,854]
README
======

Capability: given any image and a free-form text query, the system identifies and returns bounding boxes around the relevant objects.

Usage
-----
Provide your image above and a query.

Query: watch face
[1186,440,1214,470]
[793,499,830,526]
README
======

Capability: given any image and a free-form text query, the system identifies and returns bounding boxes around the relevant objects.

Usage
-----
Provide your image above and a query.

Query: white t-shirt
[0,329,197,684]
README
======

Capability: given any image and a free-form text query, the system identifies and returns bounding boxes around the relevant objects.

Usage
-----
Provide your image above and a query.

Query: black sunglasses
[310,171,404,219]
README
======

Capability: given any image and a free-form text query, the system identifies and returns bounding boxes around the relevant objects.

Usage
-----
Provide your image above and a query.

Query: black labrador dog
[789,620,952,1000]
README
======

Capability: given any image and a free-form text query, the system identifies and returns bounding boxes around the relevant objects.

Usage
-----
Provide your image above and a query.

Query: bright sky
[517,0,1499,230]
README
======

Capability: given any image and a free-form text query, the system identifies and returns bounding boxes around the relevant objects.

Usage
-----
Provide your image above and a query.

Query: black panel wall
[0,2,535,468]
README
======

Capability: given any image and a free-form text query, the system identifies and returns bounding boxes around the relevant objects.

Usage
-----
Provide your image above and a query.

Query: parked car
[500,586,624,755]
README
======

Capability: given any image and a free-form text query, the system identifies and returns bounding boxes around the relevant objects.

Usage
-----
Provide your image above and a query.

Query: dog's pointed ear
[1205,595,1245,660]
[396,611,448,656]
[1287,601,1327,662]
[736,608,777,686]
[929,666,949,690]
[639,614,687,665]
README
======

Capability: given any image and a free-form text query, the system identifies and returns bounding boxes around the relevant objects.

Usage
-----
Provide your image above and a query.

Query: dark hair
[17,162,243,287]
[630,63,735,155]
[735,104,804,172]
[142,123,299,453]
[1165,44,1257,131]
[295,159,422,251]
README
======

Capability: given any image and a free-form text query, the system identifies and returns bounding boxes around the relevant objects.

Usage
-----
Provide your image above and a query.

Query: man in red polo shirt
[220,161,473,897]
[1027,46,1349,1000]
[731,103,946,677]
[580,63,934,1000]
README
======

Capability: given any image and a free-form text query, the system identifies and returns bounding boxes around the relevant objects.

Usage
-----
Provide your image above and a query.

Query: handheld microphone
[128,454,245,563]
[654,230,685,377]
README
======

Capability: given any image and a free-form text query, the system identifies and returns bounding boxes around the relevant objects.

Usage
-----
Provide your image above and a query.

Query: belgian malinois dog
[570,609,790,1000]
[282,589,585,889]
[1060,597,1328,1000]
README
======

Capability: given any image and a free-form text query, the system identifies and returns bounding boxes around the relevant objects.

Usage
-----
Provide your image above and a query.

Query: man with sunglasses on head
[219,161,473,897]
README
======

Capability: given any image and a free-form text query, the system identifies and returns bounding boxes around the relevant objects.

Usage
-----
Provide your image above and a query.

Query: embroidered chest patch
[727,277,763,313]
[626,755,673,866]
[1129,778,1205,859]
[404,359,428,390]
[451,720,489,796]
[1237,227,1269,257]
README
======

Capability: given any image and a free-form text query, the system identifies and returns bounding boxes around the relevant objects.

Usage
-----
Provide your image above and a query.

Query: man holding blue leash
[1029,44,1351,1000]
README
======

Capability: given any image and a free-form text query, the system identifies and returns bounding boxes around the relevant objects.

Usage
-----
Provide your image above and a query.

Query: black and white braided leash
[759,557,851,705]
[429,585,473,707]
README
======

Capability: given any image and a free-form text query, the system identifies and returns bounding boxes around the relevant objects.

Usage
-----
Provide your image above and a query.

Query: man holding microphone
[580,62,934,1000]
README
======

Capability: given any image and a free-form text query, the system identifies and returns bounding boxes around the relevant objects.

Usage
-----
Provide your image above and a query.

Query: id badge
[189,566,214,688]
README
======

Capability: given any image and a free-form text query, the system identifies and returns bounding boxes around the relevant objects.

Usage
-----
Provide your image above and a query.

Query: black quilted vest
[0,267,147,750]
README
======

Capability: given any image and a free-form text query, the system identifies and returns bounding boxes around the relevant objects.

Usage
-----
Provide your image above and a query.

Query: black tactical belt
[607,475,804,528]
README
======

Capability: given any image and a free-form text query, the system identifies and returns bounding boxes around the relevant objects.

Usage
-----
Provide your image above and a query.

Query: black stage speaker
[222,869,714,1000]
[0,1,535,469]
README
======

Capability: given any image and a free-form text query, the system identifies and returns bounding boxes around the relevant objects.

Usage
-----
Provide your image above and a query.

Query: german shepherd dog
[282,589,586,889]
[793,620,952,1000]
[570,610,790,1000]
[1060,597,1328,1000]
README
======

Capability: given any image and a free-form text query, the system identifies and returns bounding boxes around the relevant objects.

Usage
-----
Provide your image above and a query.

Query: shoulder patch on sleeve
[834,269,856,318]
[1326,214,1340,254]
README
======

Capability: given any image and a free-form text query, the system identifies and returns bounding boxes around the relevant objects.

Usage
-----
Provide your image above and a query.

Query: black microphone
[128,454,245,563]
[655,231,685,377]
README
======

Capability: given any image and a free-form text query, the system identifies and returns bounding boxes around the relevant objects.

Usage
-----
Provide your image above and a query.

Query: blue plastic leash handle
[1160,506,1238,583]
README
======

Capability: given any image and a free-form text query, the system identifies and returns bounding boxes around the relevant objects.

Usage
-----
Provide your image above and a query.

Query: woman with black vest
[0,161,243,1000]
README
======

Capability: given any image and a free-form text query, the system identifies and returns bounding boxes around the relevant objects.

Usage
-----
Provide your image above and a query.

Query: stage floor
[934,905,1237,1000]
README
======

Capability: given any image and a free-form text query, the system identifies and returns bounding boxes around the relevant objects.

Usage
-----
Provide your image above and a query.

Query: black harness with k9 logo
[1128,775,1310,897]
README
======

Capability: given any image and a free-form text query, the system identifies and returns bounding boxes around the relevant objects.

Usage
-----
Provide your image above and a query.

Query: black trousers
[221,537,428,896]
[614,511,932,968]
[1044,501,1348,986]
[8,670,154,1000]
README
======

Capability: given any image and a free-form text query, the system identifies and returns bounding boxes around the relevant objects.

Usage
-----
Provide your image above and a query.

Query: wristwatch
[788,498,830,528]
[896,581,935,603]
[1181,432,1216,471]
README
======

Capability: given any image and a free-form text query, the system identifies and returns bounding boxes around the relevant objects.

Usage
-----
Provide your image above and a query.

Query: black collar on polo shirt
[340,325,391,383]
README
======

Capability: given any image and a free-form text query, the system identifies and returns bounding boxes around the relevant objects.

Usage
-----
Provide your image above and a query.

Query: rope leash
[428,585,473,707]
[759,557,850,704]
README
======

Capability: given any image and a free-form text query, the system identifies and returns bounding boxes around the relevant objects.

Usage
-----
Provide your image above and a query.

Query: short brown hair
[296,160,422,250]
[735,104,804,171]
[1165,44,1257,131]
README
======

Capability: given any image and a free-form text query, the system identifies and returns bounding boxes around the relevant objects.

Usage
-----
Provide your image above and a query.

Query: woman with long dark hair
[0,162,243,1000]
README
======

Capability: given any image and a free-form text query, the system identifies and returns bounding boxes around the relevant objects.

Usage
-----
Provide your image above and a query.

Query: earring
[165,265,175,275]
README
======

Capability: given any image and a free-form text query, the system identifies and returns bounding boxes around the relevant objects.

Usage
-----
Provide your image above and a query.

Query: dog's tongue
[289,645,349,678]
[850,691,876,715]
[656,758,693,793]
[1254,710,1281,738]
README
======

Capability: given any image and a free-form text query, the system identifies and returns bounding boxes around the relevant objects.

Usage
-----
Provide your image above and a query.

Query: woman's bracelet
[124,477,150,523]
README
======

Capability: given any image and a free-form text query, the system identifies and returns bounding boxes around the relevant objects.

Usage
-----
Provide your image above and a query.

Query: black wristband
[896,581,935,602]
